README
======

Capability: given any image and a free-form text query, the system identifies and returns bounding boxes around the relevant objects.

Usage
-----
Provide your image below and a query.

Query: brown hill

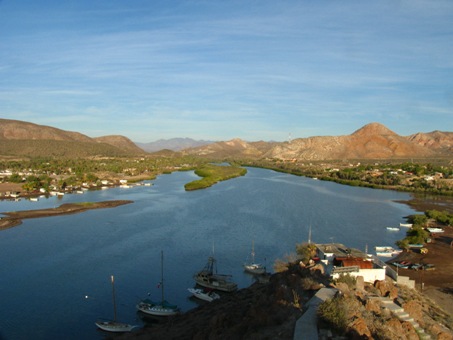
[187,123,446,161]
[407,130,453,154]
[0,118,145,158]
[94,135,144,154]
[0,118,92,142]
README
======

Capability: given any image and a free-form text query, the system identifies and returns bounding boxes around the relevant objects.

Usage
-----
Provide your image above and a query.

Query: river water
[0,167,416,339]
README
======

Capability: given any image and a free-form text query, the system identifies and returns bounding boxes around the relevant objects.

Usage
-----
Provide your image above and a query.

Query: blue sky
[1,1,452,142]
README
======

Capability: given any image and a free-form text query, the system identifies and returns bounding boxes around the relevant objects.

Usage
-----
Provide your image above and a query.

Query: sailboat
[136,250,179,317]
[243,241,266,275]
[95,275,137,333]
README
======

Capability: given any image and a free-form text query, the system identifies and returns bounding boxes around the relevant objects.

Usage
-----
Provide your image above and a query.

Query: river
[0,167,416,339]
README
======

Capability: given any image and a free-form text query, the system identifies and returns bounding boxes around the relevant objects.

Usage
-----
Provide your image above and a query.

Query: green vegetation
[184,164,247,191]
[396,209,453,249]
[0,155,209,192]
[242,159,453,196]
[317,295,350,332]
[295,242,317,264]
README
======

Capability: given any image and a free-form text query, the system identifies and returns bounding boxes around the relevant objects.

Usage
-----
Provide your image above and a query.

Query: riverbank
[0,200,133,230]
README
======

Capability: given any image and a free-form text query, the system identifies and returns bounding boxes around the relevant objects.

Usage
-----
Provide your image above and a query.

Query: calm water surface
[0,167,415,339]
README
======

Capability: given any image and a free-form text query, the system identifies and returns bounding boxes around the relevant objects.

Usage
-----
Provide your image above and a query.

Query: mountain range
[0,118,451,160]
[182,123,453,160]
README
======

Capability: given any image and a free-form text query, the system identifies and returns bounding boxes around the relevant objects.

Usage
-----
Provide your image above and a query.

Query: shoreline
[388,224,453,318]
[0,200,133,231]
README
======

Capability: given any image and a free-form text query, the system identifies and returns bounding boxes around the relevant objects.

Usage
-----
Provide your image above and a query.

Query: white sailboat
[137,250,179,317]
[95,275,137,333]
[243,241,266,275]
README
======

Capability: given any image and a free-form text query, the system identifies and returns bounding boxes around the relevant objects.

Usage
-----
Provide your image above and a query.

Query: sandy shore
[0,200,133,230]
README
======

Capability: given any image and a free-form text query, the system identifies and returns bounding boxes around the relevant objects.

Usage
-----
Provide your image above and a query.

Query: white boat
[243,241,266,275]
[400,223,413,228]
[375,246,402,257]
[137,251,179,317]
[427,227,444,233]
[194,256,237,292]
[95,275,137,333]
[188,288,220,302]
[386,227,400,231]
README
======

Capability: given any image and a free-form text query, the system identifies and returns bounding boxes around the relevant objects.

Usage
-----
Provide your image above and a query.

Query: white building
[315,243,386,283]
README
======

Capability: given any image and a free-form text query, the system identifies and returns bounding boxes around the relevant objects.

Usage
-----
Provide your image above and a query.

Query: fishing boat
[137,251,179,317]
[95,275,137,333]
[194,256,237,292]
[243,241,266,275]
[187,288,220,302]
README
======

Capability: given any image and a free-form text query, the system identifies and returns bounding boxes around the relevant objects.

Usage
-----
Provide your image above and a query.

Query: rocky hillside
[114,261,452,340]
[408,130,453,154]
[0,119,145,157]
[184,123,451,161]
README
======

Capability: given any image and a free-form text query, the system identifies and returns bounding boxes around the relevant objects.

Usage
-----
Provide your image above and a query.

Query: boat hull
[95,321,136,333]
[243,263,266,275]
[136,302,179,316]
[194,274,237,292]
[188,288,220,302]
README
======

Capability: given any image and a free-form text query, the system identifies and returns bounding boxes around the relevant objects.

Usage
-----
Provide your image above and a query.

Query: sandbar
[0,200,133,230]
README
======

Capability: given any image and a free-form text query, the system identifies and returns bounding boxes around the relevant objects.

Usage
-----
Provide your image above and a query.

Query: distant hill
[1,119,452,160]
[136,138,214,152]
[0,118,145,158]
[407,131,453,154]
[183,123,452,160]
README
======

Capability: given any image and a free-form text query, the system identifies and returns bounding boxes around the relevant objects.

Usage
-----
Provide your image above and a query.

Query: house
[315,243,386,283]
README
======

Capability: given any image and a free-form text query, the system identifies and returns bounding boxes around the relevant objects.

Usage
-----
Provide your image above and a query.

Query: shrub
[317,296,348,332]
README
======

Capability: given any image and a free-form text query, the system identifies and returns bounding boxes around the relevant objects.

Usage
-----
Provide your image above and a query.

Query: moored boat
[137,251,179,317]
[95,275,137,333]
[243,241,266,275]
[386,227,400,231]
[375,246,402,257]
[95,320,137,333]
[194,256,237,292]
[188,288,220,302]
[400,223,413,228]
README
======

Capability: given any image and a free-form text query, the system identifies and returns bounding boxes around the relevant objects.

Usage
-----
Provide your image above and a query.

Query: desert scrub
[184,164,247,191]
[317,294,362,335]
[334,273,357,289]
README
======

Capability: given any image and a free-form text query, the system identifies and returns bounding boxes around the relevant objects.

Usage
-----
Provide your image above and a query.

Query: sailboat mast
[111,275,117,322]
[160,250,164,304]
[251,240,255,263]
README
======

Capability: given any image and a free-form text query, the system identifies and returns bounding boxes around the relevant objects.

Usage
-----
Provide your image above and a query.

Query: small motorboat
[188,288,220,302]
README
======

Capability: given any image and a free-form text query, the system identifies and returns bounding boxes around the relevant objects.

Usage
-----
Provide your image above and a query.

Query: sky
[1,1,452,143]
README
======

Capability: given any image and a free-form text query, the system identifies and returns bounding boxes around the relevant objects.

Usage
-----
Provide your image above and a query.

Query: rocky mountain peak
[351,122,398,137]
